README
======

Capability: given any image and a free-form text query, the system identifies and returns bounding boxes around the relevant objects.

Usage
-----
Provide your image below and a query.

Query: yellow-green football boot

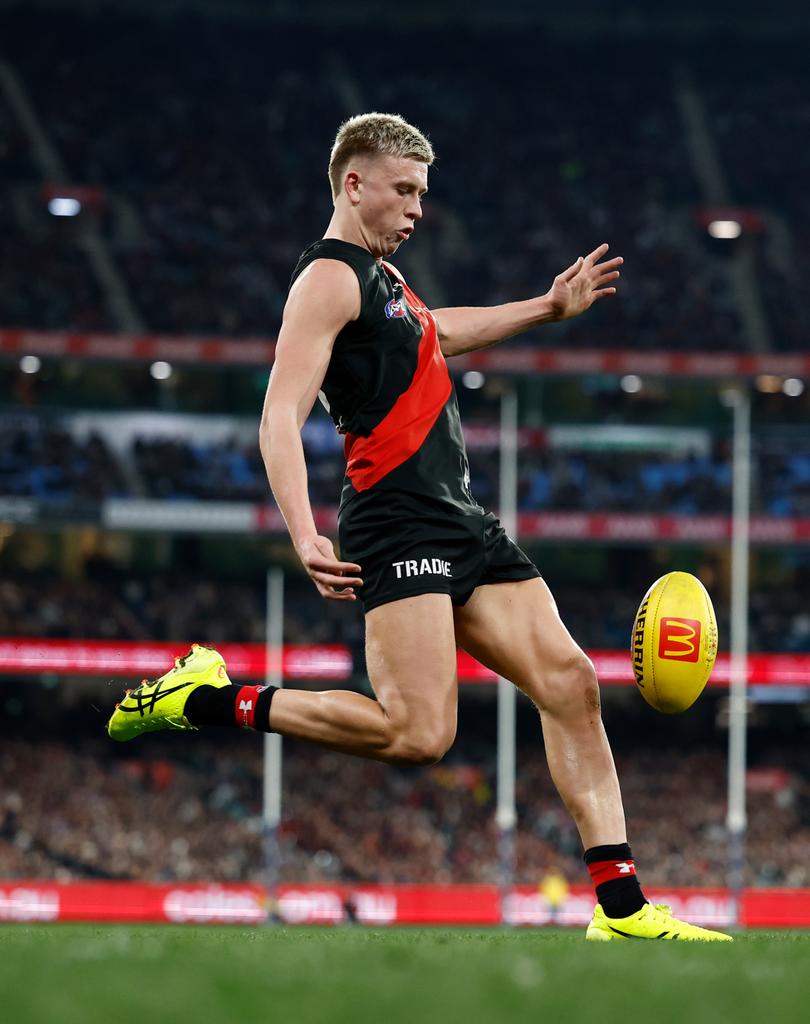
[586,903,733,941]
[107,644,230,742]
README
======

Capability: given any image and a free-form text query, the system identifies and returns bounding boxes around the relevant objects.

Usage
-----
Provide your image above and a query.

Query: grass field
[2,925,810,1023]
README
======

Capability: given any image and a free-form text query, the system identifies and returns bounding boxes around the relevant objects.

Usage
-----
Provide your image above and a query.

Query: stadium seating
[6,407,810,517]
[699,47,810,352]
[1,569,808,654]
[1,737,807,888]
[0,8,804,350]
[0,424,125,499]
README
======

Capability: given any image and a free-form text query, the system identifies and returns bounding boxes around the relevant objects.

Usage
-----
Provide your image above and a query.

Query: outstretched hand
[546,243,623,321]
[297,534,363,601]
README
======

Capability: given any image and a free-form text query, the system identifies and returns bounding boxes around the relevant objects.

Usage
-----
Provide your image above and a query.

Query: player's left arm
[433,243,622,357]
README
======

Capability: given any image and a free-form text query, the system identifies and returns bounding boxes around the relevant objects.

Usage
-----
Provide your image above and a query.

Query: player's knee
[391,721,456,765]
[536,652,600,718]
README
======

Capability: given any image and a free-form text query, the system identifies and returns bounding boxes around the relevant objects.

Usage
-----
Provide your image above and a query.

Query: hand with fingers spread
[297,534,363,601]
[545,243,623,322]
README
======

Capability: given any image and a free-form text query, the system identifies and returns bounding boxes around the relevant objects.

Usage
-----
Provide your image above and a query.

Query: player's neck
[323,213,381,263]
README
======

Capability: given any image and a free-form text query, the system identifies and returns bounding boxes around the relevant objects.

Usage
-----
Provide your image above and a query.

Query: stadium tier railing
[3,328,810,376]
[3,497,810,544]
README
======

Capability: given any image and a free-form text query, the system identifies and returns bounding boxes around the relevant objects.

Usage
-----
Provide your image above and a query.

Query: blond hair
[328,112,434,201]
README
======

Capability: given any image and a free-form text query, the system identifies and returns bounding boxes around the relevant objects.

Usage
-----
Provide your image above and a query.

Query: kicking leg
[453,577,625,848]
[453,577,654,924]
[454,576,731,940]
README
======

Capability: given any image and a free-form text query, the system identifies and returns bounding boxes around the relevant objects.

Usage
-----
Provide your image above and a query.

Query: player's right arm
[259,259,363,600]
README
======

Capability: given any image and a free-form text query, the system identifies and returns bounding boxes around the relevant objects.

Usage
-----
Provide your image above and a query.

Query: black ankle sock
[584,842,647,919]
[185,683,277,732]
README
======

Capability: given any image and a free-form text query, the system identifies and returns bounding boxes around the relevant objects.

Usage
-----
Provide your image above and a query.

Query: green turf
[2,925,810,1024]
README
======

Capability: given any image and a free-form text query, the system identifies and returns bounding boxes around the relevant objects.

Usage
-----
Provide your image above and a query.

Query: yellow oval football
[631,571,718,714]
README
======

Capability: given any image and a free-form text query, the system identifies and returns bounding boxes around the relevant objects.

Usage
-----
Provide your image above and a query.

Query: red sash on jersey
[343,274,452,493]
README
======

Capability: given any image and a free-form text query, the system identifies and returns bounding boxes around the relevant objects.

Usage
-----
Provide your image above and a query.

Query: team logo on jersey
[385,297,407,319]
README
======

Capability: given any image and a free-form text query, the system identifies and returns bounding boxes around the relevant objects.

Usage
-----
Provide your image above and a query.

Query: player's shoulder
[292,256,360,293]
[286,258,361,324]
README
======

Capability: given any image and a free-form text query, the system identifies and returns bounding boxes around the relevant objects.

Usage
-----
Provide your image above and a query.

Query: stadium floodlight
[462,370,486,389]
[149,360,173,380]
[19,355,41,374]
[47,197,82,217]
[783,378,805,397]
[620,374,642,393]
[708,219,742,239]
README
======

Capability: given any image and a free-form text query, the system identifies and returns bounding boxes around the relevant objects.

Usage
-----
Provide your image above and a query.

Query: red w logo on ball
[657,618,701,662]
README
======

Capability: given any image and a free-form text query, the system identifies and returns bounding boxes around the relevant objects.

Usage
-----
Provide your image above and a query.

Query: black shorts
[338,493,541,613]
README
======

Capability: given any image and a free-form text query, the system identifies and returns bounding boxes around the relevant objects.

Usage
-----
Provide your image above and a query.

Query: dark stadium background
[1,0,810,929]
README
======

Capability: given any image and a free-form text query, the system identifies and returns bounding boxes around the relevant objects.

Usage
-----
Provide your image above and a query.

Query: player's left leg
[453,577,731,941]
[454,577,624,849]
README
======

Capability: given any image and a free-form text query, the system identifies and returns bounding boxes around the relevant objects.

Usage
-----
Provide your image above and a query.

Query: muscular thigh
[453,577,588,704]
[365,592,459,734]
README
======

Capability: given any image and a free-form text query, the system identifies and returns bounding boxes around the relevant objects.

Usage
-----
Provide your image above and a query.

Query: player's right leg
[267,592,458,762]
[108,592,458,765]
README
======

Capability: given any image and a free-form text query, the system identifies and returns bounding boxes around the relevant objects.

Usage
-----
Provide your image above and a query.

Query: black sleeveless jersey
[289,239,481,517]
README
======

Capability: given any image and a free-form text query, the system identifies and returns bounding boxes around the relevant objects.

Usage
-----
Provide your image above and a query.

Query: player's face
[352,155,428,258]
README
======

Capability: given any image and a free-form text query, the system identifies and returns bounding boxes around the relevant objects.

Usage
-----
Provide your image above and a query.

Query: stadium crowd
[0,423,127,500]
[0,7,804,350]
[0,88,111,333]
[5,411,810,516]
[1,737,808,889]
[0,571,363,649]
[2,569,810,654]
[130,432,736,513]
[701,49,810,354]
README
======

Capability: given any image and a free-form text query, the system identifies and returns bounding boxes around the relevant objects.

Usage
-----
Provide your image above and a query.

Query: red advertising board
[2,638,809,687]
[0,882,267,924]
[515,512,810,544]
[0,639,351,680]
[0,882,806,928]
